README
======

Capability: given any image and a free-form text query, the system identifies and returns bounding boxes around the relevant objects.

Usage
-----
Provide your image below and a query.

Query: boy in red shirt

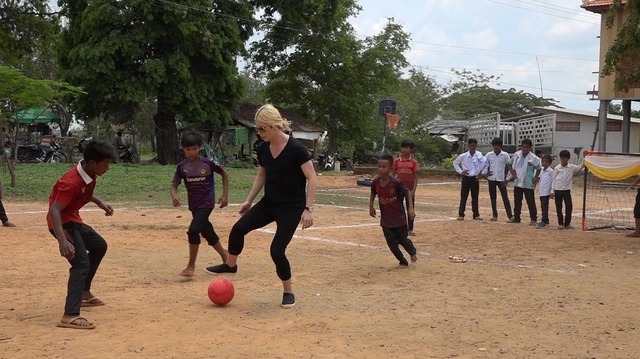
[47,140,117,329]
[392,140,419,236]
[370,155,418,266]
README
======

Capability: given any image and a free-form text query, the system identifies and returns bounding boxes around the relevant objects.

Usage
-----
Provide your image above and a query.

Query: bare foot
[180,267,195,277]
[410,254,418,263]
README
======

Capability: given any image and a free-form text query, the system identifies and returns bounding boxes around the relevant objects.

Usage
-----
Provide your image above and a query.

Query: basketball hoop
[385,113,400,129]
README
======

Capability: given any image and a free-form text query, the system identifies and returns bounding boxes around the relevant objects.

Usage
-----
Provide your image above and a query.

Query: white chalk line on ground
[8,204,624,272]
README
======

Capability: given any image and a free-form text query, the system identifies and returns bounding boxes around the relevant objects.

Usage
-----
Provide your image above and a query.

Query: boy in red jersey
[47,140,117,329]
[393,139,419,236]
[171,131,229,278]
[370,155,418,266]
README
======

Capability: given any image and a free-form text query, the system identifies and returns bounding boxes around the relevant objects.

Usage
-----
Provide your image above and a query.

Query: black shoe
[281,292,296,309]
[204,263,237,275]
[399,258,409,266]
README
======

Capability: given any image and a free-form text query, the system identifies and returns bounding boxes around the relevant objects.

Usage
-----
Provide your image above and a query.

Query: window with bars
[556,121,580,131]
[606,120,622,132]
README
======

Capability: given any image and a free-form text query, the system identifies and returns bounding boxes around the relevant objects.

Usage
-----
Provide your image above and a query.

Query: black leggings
[228,200,303,281]
[187,208,219,245]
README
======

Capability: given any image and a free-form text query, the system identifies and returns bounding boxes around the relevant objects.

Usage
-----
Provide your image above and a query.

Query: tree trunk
[153,95,178,165]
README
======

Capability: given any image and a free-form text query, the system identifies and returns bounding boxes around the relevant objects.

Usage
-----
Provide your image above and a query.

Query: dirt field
[1,174,639,359]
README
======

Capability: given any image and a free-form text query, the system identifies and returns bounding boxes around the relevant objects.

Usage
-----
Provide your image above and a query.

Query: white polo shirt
[453,150,486,177]
[552,163,584,191]
[483,150,510,181]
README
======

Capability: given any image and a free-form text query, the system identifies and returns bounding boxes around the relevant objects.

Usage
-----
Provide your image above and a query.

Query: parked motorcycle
[16,141,67,163]
[318,151,352,171]
[118,145,139,163]
[71,136,92,156]
[43,141,67,163]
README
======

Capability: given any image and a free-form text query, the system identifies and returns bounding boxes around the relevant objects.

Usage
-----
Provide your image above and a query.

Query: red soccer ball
[207,278,235,306]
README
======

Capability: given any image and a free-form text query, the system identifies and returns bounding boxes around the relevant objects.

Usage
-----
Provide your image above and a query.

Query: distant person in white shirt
[552,150,584,230]
[453,138,486,221]
[483,137,513,222]
[536,155,554,229]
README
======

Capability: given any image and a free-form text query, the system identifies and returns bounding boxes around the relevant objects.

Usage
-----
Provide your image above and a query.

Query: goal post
[582,151,640,231]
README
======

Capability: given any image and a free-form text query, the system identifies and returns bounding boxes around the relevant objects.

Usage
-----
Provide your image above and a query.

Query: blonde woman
[205,104,317,308]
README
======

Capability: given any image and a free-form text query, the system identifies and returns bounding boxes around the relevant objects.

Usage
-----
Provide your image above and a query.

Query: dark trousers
[62,222,108,316]
[488,180,512,219]
[406,195,415,231]
[554,190,573,226]
[539,195,550,224]
[458,176,480,218]
[513,187,537,222]
[382,226,417,264]
[0,199,8,223]
[187,208,219,245]
[228,200,303,281]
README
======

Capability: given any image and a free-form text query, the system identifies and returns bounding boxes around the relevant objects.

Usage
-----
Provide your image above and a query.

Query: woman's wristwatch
[304,206,314,213]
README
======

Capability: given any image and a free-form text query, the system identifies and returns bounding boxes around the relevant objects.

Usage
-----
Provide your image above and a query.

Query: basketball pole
[381,113,387,154]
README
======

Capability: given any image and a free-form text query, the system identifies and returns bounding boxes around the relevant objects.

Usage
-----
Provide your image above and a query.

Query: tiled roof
[581,0,626,13]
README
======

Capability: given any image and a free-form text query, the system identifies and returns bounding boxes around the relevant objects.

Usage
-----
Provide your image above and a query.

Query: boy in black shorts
[370,154,418,266]
[171,131,229,277]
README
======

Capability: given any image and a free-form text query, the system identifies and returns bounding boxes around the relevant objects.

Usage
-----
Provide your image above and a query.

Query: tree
[391,68,442,135]
[0,65,83,186]
[0,0,60,80]
[602,0,640,91]
[248,1,409,153]
[239,70,267,104]
[440,69,558,120]
[58,0,253,164]
[608,102,640,117]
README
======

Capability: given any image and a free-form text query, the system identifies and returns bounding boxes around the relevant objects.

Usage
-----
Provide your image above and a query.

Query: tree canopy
[58,0,254,163]
[248,0,409,153]
[603,0,640,91]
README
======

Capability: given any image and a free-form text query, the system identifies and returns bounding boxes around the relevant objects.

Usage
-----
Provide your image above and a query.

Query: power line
[485,0,600,25]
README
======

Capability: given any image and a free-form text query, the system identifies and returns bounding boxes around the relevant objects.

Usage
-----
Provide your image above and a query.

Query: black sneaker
[399,258,409,266]
[281,292,295,309]
[204,263,237,275]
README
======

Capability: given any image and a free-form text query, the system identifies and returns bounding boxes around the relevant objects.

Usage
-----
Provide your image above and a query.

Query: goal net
[582,151,640,231]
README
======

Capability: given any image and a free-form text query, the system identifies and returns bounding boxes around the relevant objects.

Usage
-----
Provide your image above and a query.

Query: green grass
[0,163,258,206]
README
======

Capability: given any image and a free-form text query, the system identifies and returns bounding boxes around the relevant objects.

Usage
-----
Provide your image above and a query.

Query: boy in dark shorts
[370,154,418,266]
[47,140,117,330]
[171,131,229,277]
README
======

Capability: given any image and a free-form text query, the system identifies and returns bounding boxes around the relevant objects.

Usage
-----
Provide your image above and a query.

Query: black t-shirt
[257,136,311,206]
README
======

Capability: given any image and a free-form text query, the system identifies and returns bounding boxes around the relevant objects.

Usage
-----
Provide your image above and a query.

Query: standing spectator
[551,150,584,230]
[536,155,554,228]
[627,174,640,238]
[453,138,486,221]
[507,139,541,225]
[483,137,513,222]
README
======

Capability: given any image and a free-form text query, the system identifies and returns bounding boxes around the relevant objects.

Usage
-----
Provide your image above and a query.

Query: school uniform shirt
[371,176,409,228]
[453,150,486,177]
[552,163,583,191]
[508,150,541,189]
[483,150,510,181]
[393,155,419,190]
[173,156,225,211]
[47,161,96,229]
[538,167,554,197]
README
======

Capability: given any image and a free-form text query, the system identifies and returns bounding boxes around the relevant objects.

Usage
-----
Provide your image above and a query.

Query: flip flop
[57,316,96,330]
[448,255,467,263]
[180,269,195,278]
[81,297,106,307]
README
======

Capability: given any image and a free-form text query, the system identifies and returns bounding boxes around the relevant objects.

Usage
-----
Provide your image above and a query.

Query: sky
[348,0,606,113]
